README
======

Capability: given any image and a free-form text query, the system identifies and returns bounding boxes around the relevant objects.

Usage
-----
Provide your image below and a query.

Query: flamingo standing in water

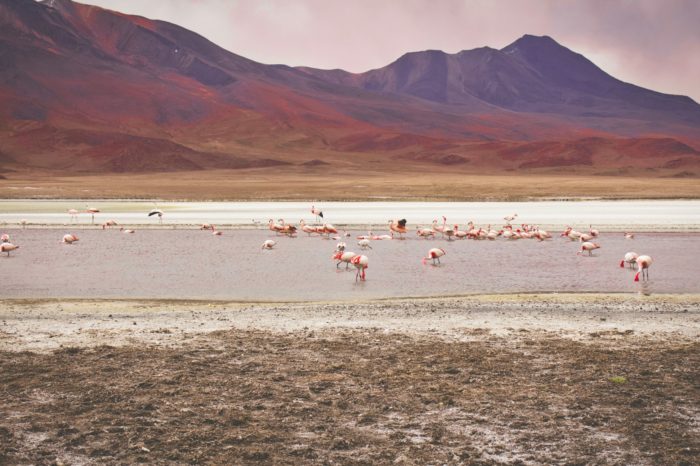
[148,208,164,224]
[261,239,276,250]
[351,255,368,281]
[454,225,468,239]
[357,239,372,249]
[634,255,652,281]
[299,220,317,236]
[504,213,518,225]
[1,234,10,243]
[422,248,446,265]
[578,242,600,256]
[416,227,435,239]
[389,219,408,239]
[432,217,447,237]
[311,205,324,224]
[62,234,79,244]
[443,225,455,241]
[201,223,214,230]
[86,206,100,224]
[1,243,19,256]
[561,227,582,241]
[620,252,639,269]
[624,232,635,240]
[333,250,357,269]
[321,223,337,238]
[68,209,79,223]
[589,225,599,237]
[120,228,135,234]
[102,220,118,229]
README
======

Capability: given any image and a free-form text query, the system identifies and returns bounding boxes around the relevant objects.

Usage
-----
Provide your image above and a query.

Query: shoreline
[2,293,698,353]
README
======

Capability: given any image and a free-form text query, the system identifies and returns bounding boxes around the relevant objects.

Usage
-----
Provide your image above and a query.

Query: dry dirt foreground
[1,294,699,465]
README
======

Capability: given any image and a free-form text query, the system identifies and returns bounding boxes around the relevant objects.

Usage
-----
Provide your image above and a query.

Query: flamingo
[261,239,276,250]
[620,252,639,269]
[487,230,499,240]
[335,242,346,252]
[389,219,408,239]
[416,227,435,239]
[1,242,19,256]
[578,242,600,256]
[148,208,164,224]
[561,227,582,241]
[212,228,223,236]
[62,234,79,244]
[201,223,214,230]
[422,248,446,265]
[504,213,518,224]
[357,239,372,250]
[579,233,595,242]
[634,255,653,281]
[432,217,447,237]
[443,225,455,241]
[299,220,317,236]
[624,232,635,240]
[351,255,368,281]
[589,225,599,237]
[120,228,135,234]
[333,250,357,269]
[102,220,118,229]
[311,205,324,224]
[321,223,338,237]
[277,219,297,237]
[267,219,284,235]
[86,206,100,224]
[68,209,79,223]
[1,234,10,243]
[454,225,468,240]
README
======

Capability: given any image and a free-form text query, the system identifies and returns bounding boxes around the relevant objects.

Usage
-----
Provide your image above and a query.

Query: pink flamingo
[102,220,118,229]
[1,242,19,256]
[634,255,653,281]
[68,209,79,223]
[120,228,135,234]
[299,220,317,236]
[624,232,635,240]
[311,205,324,224]
[578,242,600,256]
[620,252,638,269]
[333,250,357,270]
[422,248,446,265]
[261,239,276,250]
[589,225,600,237]
[1,234,10,243]
[351,255,368,281]
[62,234,79,244]
[86,206,100,224]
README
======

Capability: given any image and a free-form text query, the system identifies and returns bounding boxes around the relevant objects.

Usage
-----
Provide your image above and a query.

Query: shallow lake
[1,229,697,300]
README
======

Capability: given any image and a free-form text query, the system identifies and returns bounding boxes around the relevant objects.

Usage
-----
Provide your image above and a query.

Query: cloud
[79,0,700,101]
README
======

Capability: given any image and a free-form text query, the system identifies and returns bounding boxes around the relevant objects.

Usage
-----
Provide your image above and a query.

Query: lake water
[1,229,698,300]
[1,200,699,230]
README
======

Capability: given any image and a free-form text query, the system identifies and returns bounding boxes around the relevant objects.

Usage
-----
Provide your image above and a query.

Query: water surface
[1,229,697,300]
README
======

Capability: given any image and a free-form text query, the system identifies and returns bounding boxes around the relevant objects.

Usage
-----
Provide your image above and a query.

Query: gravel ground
[1,294,698,465]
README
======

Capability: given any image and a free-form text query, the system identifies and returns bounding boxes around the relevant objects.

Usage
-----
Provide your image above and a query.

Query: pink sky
[80,0,700,102]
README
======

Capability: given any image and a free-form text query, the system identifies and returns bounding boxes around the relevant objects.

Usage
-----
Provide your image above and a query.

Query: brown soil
[0,296,698,464]
[2,169,700,201]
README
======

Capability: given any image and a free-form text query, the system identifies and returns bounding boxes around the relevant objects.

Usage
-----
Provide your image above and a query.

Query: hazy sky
[79,0,700,102]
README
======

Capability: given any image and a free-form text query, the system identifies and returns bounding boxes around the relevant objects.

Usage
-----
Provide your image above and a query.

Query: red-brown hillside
[0,0,699,177]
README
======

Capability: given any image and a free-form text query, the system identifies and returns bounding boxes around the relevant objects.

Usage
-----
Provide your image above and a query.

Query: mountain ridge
[0,0,699,179]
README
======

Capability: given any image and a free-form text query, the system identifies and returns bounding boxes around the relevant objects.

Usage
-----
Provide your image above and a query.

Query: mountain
[0,0,699,179]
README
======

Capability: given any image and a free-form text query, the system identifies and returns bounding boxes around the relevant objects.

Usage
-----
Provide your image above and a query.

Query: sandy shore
[1,294,698,464]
